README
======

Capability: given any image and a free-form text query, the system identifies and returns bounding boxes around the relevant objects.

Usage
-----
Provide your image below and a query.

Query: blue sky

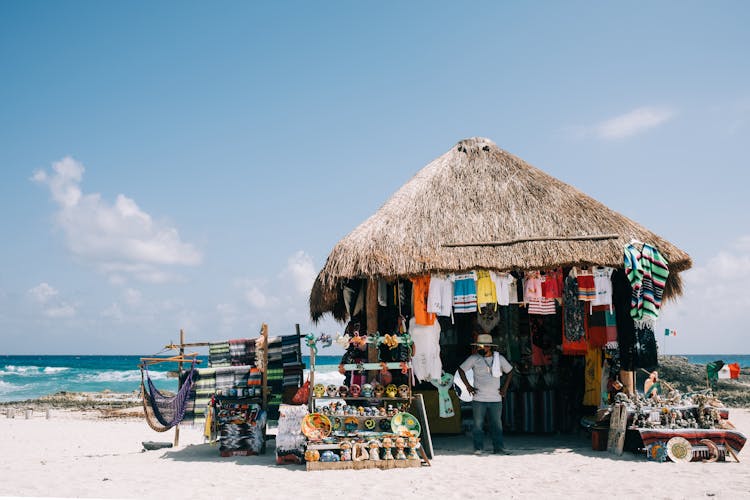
[1,1,748,354]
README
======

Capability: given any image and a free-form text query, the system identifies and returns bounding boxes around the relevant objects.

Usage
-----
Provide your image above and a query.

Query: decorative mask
[313,383,326,398]
[373,383,385,397]
[326,384,339,397]
[362,383,373,398]
[349,384,361,397]
[385,384,398,398]
[398,384,410,399]
[338,385,349,398]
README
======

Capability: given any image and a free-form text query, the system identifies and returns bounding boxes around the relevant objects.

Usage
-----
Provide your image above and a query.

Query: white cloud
[33,157,202,284]
[595,107,675,139]
[123,288,142,306]
[280,250,317,294]
[100,303,124,321]
[245,286,276,309]
[28,283,59,303]
[43,303,76,318]
[658,235,750,353]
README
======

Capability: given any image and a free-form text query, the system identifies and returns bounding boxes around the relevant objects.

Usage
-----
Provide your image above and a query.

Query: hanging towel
[430,373,456,418]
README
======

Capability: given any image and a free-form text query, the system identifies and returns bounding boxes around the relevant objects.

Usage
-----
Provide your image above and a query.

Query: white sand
[1,409,748,499]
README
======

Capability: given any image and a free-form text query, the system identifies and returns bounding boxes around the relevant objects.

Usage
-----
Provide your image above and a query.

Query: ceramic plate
[390,412,421,437]
[301,413,332,440]
[344,416,359,432]
[666,436,693,463]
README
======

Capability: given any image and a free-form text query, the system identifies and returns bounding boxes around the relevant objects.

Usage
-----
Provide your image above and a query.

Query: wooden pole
[366,279,379,382]
[260,323,269,410]
[174,328,184,447]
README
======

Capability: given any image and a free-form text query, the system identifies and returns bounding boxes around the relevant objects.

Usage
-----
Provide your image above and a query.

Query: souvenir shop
[322,240,670,438]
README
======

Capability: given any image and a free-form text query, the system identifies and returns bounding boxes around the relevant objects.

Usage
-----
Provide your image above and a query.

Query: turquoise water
[1,353,746,403]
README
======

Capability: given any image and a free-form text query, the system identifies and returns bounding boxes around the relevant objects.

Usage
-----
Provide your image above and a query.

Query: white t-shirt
[427,276,453,317]
[592,267,614,306]
[459,353,513,402]
[490,272,515,306]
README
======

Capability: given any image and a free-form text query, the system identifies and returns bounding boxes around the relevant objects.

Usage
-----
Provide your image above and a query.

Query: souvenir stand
[302,333,429,470]
[308,137,696,454]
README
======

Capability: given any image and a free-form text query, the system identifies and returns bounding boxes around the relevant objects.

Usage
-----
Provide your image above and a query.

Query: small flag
[664,328,677,336]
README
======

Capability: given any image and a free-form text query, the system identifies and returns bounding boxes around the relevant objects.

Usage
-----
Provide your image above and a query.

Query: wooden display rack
[307,459,422,471]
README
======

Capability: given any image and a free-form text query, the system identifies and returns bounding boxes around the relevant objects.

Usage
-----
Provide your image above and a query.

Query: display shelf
[311,397,410,401]
[306,459,422,471]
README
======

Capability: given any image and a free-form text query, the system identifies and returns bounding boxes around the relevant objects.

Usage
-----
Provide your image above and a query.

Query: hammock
[140,359,196,432]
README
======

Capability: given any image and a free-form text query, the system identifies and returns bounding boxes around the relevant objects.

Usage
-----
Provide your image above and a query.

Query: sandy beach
[0,407,747,500]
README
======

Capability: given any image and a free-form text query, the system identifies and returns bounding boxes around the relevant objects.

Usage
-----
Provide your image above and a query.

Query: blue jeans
[472,400,504,451]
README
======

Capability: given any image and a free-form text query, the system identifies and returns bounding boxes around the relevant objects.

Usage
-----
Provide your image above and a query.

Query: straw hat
[471,334,496,346]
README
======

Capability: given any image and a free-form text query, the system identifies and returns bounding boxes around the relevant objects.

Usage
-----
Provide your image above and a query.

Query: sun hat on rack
[471,333,497,346]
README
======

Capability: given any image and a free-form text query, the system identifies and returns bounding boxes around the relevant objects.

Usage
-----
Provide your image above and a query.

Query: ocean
[1,353,747,403]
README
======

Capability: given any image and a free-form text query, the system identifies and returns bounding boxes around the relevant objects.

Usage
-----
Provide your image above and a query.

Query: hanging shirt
[451,272,478,313]
[573,267,596,302]
[427,275,453,317]
[523,272,544,302]
[491,272,515,306]
[410,275,436,326]
[377,279,388,307]
[591,267,614,306]
[408,317,442,382]
[583,346,603,406]
[563,274,586,341]
[527,298,557,315]
[476,270,498,309]
[541,268,563,299]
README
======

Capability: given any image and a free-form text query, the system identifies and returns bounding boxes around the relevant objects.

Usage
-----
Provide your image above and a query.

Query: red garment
[577,273,596,301]
[410,275,436,326]
[728,363,741,379]
[587,305,613,348]
[542,268,563,299]
[562,306,588,355]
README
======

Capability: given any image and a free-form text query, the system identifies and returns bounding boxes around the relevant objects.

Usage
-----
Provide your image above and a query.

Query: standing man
[457,333,514,455]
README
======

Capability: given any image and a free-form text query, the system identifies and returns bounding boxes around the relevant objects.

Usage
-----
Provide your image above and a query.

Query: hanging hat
[471,333,497,346]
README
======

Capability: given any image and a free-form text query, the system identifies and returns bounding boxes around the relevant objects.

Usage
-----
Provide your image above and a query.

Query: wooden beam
[365,280,379,376]
[441,233,620,248]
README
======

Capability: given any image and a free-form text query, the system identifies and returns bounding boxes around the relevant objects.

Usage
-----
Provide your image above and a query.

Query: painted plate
[331,417,342,431]
[666,436,693,463]
[391,412,421,437]
[301,413,332,440]
[379,418,392,432]
[344,416,359,432]
[364,418,376,430]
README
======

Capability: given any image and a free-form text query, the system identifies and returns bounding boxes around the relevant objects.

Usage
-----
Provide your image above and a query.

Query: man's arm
[499,368,513,397]
[457,367,476,395]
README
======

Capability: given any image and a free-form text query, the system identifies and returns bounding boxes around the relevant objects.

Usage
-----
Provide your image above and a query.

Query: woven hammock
[140,360,196,432]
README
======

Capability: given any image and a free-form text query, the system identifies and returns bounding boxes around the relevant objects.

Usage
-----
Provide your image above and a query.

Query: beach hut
[309,136,692,434]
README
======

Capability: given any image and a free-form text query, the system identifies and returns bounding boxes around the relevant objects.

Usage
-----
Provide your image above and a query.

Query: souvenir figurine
[349,384,362,397]
[379,406,387,416]
[326,384,339,397]
[407,436,420,460]
[373,383,385,398]
[362,383,374,398]
[304,449,320,462]
[398,384,410,399]
[387,405,396,417]
[394,437,407,460]
[357,406,365,416]
[368,440,381,461]
[382,437,394,460]
[340,440,352,461]
[313,384,326,398]
[338,385,349,398]
[352,441,368,462]
[385,384,398,398]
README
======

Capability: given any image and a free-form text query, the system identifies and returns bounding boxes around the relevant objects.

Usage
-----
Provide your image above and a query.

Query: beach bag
[292,380,310,405]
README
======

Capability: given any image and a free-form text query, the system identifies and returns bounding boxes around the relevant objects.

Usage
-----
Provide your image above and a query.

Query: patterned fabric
[209,341,230,367]
[452,272,478,313]
[563,275,585,341]
[583,347,602,406]
[624,242,670,327]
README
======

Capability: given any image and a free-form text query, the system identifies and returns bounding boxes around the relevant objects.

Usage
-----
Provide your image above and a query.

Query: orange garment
[411,275,436,326]
[728,363,741,379]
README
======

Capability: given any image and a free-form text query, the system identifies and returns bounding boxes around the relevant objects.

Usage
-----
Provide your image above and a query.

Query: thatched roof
[311,137,692,322]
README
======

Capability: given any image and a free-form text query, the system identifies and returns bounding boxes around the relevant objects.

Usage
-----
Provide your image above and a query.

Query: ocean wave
[75,369,168,383]
[0,365,72,376]
[0,380,23,394]
[43,366,71,374]
[303,370,344,386]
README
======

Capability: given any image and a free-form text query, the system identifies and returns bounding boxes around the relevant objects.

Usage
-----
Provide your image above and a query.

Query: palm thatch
[311,137,691,322]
